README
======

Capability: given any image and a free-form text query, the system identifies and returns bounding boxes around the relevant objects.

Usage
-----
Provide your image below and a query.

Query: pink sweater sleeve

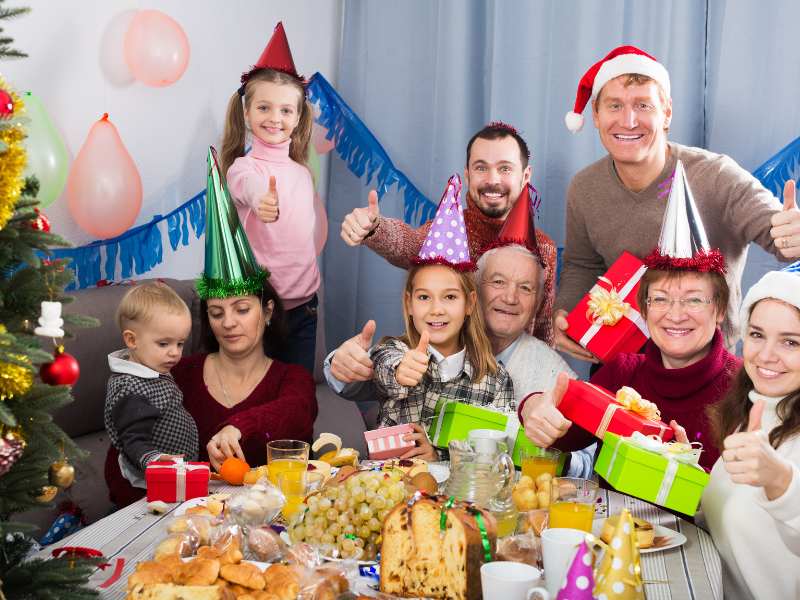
[227,157,267,212]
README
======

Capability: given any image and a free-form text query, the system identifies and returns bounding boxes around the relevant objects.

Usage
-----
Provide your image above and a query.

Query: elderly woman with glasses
[522,266,740,470]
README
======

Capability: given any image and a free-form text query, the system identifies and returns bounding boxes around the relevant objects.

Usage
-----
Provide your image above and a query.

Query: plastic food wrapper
[153,532,198,560]
[284,542,322,569]
[245,525,287,562]
[210,521,243,553]
[296,562,351,599]
[496,531,542,569]
[226,479,285,527]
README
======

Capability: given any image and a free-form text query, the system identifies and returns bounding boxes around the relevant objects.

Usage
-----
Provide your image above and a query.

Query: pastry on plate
[600,514,655,549]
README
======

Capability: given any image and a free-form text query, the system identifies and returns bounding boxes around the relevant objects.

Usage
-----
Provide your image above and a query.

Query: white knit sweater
[701,391,800,599]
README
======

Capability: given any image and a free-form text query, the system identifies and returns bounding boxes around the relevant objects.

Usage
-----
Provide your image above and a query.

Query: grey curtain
[322,0,794,358]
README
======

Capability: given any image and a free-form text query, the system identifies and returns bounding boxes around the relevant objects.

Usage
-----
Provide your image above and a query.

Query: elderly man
[324,240,595,476]
[340,122,558,344]
[554,45,798,360]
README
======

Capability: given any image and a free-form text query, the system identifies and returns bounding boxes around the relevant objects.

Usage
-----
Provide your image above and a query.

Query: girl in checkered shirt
[370,175,514,460]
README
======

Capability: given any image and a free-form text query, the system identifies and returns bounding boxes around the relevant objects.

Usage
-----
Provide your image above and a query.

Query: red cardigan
[105,354,317,507]
[553,329,741,471]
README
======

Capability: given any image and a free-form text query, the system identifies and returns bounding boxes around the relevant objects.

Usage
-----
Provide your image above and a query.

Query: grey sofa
[19,278,368,533]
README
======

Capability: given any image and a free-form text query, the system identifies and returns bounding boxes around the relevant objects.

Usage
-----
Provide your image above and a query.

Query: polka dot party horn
[555,540,595,599]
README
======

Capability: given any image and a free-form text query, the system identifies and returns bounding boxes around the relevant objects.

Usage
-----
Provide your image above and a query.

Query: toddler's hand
[257,176,279,223]
[395,332,430,387]
[400,423,438,461]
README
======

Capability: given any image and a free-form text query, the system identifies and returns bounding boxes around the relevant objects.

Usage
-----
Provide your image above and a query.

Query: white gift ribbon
[603,433,703,507]
[579,264,649,348]
[148,458,208,501]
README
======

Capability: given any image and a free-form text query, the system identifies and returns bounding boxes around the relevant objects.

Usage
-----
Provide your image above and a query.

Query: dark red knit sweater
[554,329,740,470]
[104,354,317,507]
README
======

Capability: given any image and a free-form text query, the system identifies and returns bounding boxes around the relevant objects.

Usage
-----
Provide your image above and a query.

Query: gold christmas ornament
[49,458,75,488]
[0,354,33,400]
[0,77,26,231]
[36,485,58,503]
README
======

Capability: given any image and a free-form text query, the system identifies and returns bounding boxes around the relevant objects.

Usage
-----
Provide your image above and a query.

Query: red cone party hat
[481,184,543,266]
[240,22,304,89]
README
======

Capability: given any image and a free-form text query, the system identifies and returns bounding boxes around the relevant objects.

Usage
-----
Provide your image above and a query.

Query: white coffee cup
[480,561,550,600]
[541,528,586,596]
[468,429,508,454]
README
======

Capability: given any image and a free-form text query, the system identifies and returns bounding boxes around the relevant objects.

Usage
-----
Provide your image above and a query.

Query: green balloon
[23,92,70,208]
[307,143,320,190]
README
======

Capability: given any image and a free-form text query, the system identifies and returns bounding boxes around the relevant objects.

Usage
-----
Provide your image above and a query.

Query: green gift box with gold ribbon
[427,397,565,471]
[595,431,710,515]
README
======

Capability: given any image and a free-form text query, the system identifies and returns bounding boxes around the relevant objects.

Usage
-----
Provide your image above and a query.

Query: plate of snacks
[592,515,687,553]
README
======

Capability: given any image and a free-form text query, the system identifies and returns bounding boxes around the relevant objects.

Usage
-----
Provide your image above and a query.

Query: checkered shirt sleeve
[371,338,515,428]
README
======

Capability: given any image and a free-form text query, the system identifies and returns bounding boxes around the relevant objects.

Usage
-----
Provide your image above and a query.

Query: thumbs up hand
[257,176,280,223]
[520,371,573,447]
[330,320,377,383]
[396,331,430,388]
[722,400,793,499]
[770,179,800,257]
[341,190,381,246]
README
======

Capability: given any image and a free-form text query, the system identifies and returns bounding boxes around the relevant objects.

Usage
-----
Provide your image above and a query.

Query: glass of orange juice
[521,446,561,481]
[548,477,598,532]
[278,470,324,520]
[267,440,309,486]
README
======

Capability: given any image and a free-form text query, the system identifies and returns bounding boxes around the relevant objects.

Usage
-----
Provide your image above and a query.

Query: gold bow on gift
[586,277,629,327]
[615,387,661,421]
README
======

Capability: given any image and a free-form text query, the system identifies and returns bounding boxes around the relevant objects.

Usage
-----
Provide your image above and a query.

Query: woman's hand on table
[722,400,794,500]
[207,425,245,471]
[400,423,439,461]
[520,372,572,447]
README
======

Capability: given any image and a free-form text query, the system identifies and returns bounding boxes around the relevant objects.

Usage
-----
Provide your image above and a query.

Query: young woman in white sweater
[702,269,800,599]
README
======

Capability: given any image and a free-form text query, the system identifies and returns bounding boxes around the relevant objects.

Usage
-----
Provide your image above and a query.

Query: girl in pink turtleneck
[220,67,320,375]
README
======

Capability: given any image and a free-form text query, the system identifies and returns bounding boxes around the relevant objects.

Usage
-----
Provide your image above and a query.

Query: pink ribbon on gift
[148,458,207,501]
[579,265,650,348]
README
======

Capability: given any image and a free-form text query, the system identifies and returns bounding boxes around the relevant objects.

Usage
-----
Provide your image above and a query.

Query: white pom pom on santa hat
[566,45,670,134]
[564,111,584,133]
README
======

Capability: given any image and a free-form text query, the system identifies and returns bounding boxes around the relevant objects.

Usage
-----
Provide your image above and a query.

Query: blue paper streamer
[307,72,438,226]
[51,190,205,290]
[753,135,800,201]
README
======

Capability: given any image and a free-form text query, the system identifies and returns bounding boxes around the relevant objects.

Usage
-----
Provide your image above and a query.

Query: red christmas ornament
[40,346,80,386]
[0,89,13,118]
[29,208,51,232]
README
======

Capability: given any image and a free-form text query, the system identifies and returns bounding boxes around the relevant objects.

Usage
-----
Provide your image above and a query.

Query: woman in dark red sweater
[521,267,740,471]
[105,279,317,507]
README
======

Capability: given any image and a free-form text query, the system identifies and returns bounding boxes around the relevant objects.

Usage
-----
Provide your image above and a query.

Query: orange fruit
[219,457,250,485]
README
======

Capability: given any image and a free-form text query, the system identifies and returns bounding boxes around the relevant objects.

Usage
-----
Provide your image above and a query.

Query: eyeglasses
[646,296,714,313]
[481,278,536,297]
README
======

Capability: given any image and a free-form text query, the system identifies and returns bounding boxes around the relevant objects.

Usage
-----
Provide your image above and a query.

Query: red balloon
[40,350,80,386]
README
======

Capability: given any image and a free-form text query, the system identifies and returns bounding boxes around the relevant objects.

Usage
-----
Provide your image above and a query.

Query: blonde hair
[116,282,190,332]
[221,69,313,175]
[399,265,499,383]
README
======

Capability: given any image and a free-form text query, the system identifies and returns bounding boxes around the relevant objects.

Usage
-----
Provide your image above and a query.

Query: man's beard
[475,184,511,218]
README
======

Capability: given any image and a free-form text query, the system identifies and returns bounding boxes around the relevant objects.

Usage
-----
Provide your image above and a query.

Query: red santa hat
[565,45,670,133]
[239,22,304,94]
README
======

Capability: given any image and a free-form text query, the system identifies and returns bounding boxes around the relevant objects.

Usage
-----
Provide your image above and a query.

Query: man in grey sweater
[555,45,799,359]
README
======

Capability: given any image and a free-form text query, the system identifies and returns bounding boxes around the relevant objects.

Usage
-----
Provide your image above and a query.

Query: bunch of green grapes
[288,469,408,560]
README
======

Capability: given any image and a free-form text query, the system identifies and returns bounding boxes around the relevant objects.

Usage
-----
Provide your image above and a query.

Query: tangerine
[219,457,250,485]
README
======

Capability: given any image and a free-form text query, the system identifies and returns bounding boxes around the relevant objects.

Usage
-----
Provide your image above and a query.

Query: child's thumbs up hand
[258,176,280,223]
[770,179,800,257]
[396,331,430,388]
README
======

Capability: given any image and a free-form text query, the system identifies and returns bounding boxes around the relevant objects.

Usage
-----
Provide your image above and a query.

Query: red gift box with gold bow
[559,380,673,442]
[565,251,649,362]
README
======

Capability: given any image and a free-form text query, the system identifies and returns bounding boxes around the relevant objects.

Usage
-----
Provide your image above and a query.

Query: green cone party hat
[196,146,268,299]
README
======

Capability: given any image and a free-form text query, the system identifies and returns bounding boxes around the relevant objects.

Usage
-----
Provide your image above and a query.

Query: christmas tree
[0,2,101,597]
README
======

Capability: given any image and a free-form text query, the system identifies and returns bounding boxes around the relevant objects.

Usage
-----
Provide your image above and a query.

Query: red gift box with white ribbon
[559,379,673,442]
[565,251,649,362]
[364,424,416,460]
[145,459,210,503]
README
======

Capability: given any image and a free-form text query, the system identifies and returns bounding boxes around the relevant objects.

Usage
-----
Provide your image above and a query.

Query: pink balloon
[124,10,189,87]
[313,193,328,256]
[312,123,335,155]
[67,114,142,239]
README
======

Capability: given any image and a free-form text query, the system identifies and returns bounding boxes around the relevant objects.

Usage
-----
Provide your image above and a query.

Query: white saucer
[591,518,687,553]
